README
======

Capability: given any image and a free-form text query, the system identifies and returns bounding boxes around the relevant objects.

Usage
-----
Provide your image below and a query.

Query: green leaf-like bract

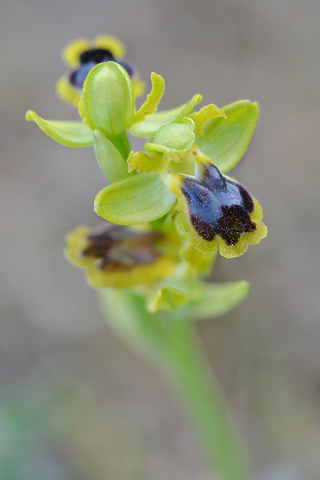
[93,130,132,183]
[197,100,259,173]
[94,173,176,225]
[189,281,250,320]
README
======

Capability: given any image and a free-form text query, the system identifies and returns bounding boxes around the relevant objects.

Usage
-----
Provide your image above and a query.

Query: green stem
[100,289,251,480]
[162,320,251,480]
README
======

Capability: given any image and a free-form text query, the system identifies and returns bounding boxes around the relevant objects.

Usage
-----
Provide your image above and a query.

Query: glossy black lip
[181,163,256,245]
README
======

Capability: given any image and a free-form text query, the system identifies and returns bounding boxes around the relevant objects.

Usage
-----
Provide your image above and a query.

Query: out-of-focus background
[1,0,320,479]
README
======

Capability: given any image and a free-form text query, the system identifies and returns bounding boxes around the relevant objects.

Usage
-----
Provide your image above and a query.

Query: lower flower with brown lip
[65,223,179,289]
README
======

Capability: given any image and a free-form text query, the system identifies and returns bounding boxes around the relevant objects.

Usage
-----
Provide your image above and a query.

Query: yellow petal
[93,35,126,58]
[127,151,162,173]
[86,256,176,289]
[56,76,81,107]
[132,78,146,99]
[62,38,90,68]
[65,226,95,267]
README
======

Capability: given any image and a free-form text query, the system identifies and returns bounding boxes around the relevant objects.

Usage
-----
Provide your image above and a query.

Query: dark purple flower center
[181,163,256,245]
[69,48,136,88]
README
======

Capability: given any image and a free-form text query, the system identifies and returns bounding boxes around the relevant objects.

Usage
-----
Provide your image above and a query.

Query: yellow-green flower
[56,35,145,106]
[65,222,249,316]
[26,58,267,260]
[26,62,168,156]
[25,61,202,185]
[65,224,179,289]
[94,100,267,258]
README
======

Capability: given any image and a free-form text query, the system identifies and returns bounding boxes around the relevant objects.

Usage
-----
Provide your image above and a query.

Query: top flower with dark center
[56,35,145,106]
[69,48,115,88]
[69,48,135,88]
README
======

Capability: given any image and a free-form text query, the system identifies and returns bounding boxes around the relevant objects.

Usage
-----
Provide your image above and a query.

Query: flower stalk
[101,289,251,480]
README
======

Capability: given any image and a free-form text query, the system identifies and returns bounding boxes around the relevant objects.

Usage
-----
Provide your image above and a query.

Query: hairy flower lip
[83,224,162,260]
[180,161,256,244]
[169,154,267,257]
[65,224,179,289]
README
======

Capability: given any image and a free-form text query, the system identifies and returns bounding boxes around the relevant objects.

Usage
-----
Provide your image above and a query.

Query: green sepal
[25,110,94,147]
[130,94,202,138]
[196,100,259,173]
[82,62,134,137]
[188,281,250,320]
[145,122,195,154]
[94,173,176,225]
[93,130,132,183]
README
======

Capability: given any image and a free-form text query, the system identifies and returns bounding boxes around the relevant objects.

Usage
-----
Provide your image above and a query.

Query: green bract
[93,130,132,183]
[187,281,250,320]
[94,173,176,225]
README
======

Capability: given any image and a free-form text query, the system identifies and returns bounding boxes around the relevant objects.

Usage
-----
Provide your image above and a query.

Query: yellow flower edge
[86,256,176,289]
[65,224,178,289]
[65,225,95,267]
[93,35,126,58]
[62,38,91,68]
[56,76,81,107]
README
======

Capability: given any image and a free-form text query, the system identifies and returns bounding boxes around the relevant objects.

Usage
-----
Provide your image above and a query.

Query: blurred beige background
[1,0,320,479]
